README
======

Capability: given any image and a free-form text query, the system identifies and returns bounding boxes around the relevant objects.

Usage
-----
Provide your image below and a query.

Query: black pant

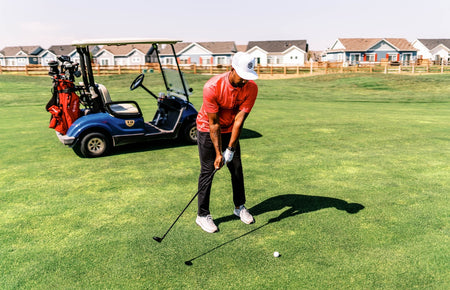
[197,131,246,216]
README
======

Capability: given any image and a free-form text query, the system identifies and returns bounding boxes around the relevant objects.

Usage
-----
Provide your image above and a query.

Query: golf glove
[223,147,235,163]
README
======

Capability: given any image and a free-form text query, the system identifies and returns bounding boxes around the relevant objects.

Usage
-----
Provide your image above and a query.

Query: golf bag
[46,79,81,134]
[46,58,81,135]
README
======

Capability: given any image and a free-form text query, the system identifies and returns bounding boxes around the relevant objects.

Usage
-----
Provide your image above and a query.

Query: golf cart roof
[72,38,182,47]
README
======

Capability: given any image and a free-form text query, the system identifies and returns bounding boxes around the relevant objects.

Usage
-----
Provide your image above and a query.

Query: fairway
[0,73,449,289]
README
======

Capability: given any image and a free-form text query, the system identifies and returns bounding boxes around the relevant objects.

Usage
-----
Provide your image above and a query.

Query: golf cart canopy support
[71,38,182,47]
[71,38,191,104]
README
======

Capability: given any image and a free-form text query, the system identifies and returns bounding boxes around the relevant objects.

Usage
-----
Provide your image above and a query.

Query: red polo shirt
[196,72,258,133]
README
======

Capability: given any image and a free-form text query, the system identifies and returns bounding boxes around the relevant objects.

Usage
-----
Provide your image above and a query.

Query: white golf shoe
[234,205,255,224]
[196,215,218,233]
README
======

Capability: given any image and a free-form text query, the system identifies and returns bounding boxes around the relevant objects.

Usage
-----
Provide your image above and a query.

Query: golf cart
[48,39,198,158]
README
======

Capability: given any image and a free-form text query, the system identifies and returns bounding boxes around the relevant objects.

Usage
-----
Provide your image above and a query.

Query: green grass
[0,73,449,289]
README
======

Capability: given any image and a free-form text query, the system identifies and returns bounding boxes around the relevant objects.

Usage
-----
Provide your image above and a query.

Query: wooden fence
[1,62,450,77]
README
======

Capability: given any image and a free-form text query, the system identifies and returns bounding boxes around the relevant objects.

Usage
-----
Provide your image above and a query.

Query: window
[101,59,109,66]
[349,53,361,64]
[402,53,412,65]
[388,54,398,61]
[365,53,376,62]
[132,57,141,63]
[217,56,226,65]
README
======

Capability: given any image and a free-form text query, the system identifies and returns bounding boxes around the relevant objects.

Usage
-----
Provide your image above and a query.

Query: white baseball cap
[232,52,258,80]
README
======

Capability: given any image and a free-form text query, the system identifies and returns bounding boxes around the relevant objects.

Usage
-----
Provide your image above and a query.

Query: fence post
[441,62,444,74]
[412,64,415,74]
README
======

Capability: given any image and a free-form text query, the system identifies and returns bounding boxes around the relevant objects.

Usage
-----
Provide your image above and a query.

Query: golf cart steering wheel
[130,74,145,91]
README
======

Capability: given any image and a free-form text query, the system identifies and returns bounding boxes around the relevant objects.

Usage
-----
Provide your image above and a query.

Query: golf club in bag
[153,168,219,243]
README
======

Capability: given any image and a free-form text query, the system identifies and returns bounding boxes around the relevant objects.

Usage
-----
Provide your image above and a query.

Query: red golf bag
[46,78,81,135]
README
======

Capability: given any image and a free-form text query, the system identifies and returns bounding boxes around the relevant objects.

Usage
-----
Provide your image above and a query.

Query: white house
[95,44,153,66]
[412,39,450,64]
[159,41,237,66]
[246,40,308,66]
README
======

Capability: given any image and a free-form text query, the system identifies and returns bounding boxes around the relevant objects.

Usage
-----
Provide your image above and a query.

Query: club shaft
[158,168,218,241]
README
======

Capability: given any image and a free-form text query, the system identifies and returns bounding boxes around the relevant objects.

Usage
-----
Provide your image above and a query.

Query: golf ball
[273,251,280,257]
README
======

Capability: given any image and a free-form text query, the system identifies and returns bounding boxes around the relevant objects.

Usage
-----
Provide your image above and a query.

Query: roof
[236,44,247,52]
[330,38,416,52]
[417,39,450,50]
[159,41,237,55]
[47,45,75,56]
[100,44,153,56]
[247,40,308,52]
[0,46,42,56]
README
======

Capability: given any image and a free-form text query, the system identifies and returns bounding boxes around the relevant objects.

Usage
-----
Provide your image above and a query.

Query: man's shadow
[185,194,364,265]
[214,194,364,226]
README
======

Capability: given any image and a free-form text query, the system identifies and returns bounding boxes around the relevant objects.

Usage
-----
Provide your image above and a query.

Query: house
[411,39,450,64]
[94,44,154,66]
[158,41,237,66]
[0,45,44,66]
[40,45,100,66]
[324,38,417,65]
[246,40,308,66]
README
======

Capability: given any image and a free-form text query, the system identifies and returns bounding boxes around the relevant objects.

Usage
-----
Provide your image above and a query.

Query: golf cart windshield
[162,68,192,101]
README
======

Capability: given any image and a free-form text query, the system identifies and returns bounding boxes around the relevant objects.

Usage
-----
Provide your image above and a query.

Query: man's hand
[223,147,235,164]
[214,154,224,169]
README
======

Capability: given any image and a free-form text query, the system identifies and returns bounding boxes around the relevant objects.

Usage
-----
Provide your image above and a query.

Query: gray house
[325,38,417,65]
[0,46,44,66]
[246,40,309,66]
[41,45,76,66]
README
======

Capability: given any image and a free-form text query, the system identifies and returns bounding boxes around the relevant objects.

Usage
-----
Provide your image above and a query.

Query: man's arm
[228,110,249,149]
[207,112,224,169]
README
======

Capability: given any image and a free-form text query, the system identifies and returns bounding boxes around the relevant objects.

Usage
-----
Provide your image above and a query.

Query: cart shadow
[184,194,364,266]
[113,128,262,156]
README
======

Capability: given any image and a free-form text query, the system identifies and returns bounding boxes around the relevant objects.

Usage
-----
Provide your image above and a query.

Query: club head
[184,261,193,266]
[153,236,163,243]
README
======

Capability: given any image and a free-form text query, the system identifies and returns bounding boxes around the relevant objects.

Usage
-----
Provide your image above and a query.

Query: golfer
[195,52,258,233]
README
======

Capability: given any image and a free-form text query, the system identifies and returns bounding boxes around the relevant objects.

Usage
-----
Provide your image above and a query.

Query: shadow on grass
[184,194,364,266]
[113,128,262,156]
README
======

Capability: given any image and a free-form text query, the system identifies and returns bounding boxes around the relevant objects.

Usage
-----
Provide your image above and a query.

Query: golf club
[153,168,219,243]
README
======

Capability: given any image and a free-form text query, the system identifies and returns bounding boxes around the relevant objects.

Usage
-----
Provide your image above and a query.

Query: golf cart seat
[97,84,112,104]
[97,83,140,116]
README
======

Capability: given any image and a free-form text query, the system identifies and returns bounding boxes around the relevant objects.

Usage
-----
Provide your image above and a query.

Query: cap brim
[235,68,258,80]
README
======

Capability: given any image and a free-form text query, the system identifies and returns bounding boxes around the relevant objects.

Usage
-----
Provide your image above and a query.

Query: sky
[0,0,449,51]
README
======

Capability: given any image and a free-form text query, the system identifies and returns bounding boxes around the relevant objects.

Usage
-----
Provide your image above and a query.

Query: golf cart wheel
[183,121,198,144]
[79,132,111,158]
